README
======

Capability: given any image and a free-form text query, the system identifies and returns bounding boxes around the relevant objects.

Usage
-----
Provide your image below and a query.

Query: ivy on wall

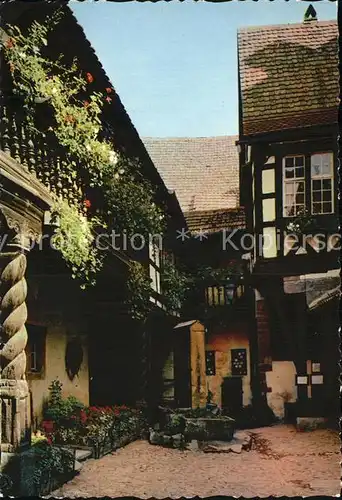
[2,12,165,313]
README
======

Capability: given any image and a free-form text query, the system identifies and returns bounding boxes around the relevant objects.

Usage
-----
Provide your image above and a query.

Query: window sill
[27,371,45,380]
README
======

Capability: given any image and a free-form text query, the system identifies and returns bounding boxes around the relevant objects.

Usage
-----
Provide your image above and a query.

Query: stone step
[74,459,83,473]
[75,449,92,462]
[201,431,252,454]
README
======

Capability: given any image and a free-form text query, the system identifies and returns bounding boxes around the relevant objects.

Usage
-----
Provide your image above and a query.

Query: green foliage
[3,15,117,177]
[161,256,189,313]
[31,441,74,495]
[51,199,104,287]
[175,407,219,418]
[125,261,152,321]
[43,379,85,424]
[286,208,317,235]
[103,156,165,237]
[164,413,185,435]
[193,264,243,285]
[40,399,146,458]
[31,430,48,445]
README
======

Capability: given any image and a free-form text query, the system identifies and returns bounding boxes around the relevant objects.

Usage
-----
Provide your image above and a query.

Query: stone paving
[51,424,340,498]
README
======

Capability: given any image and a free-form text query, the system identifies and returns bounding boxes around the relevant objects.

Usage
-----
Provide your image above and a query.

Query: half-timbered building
[237,10,339,420]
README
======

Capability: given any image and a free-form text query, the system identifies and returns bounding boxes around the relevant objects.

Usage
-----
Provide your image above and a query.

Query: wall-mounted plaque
[296,376,308,385]
[312,363,321,373]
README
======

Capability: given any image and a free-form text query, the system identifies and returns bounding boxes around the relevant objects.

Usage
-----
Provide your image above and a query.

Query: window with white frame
[149,241,161,294]
[311,153,334,214]
[283,155,305,216]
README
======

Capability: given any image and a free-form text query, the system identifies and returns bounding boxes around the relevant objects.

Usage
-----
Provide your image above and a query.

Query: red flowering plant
[39,385,145,450]
[76,404,144,449]
[41,380,85,444]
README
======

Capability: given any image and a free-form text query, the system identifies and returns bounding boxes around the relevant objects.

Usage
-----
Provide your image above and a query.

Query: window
[26,325,46,375]
[231,349,247,376]
[283,155,305,216]
[311,153,333,214]
[205,351,216,376]
[283,152,334,217]
[149,242,161,294]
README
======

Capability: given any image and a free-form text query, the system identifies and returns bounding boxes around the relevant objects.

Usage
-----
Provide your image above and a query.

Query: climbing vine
[3,15,117,180]
[51,199,104,288]
[161,257,190,313]
[125,261,153,322]
[2,13,164,293]
[193,263,244,285]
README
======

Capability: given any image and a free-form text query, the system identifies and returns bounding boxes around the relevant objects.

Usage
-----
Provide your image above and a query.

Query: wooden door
[174,327,191,408]
[221,377,243,417]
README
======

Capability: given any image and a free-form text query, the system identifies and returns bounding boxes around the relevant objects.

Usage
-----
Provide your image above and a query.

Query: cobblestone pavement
[52,425,340,498]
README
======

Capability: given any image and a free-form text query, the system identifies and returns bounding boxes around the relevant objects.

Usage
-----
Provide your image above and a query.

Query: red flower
[80,410,87,424]
[105,87,113,94]
[64,114,75,124]
[83,100,90,108]
[42,420,54,432]
[105,96,112,104]
[86,72,94,83]
[46,436,52,445]
[84,199,91,208]
[5,38,14,49]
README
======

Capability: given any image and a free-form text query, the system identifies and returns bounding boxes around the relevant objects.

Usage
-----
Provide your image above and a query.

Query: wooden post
[190,321,207,408]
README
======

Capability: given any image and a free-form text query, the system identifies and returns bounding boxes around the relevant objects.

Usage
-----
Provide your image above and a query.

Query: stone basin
[183,416,235,442]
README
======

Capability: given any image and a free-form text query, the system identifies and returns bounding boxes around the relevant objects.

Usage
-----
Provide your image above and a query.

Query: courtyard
[52,424,340,498]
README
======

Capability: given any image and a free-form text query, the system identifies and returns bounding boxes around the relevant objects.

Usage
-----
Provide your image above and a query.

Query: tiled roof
[143,136,240,212]
[308,285,340,311]
[238,20,338,136]
[143,136,245,233]
[184,208,245,234]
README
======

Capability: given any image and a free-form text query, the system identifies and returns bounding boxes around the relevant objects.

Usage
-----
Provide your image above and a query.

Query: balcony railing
[205,282,245,307]
[0,93,86,210]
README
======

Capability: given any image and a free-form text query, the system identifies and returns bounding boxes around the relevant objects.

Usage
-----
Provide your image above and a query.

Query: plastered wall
[265,361,297,419]
[205,323,251,407]
[27,323,89,426]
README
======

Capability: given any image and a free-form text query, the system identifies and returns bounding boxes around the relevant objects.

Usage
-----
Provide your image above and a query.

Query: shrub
[42,380,85,426]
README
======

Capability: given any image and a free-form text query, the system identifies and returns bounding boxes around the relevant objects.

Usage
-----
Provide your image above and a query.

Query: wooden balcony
[205,282,245,308]
[0,92,86,210]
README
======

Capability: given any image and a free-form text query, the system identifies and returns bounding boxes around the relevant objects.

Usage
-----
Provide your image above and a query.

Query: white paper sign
[297,376,308,385]
[311,375,324,385]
